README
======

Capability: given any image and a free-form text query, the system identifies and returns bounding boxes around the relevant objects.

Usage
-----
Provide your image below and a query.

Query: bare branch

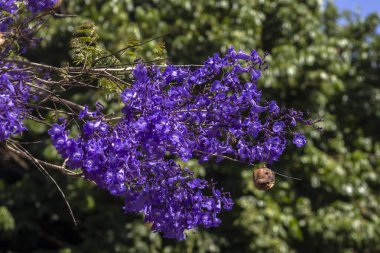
[6,141,79,225]
[6,141,82,177]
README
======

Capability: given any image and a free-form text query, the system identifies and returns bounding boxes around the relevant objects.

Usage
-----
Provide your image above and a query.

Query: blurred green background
[1,0,380,252]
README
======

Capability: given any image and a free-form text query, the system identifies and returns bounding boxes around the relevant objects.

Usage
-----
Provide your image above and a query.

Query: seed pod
[0,33,5,47]
[253,166,275,191]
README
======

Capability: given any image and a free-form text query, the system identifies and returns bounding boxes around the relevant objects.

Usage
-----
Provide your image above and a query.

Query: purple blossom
[26,0,59,13]
[2,0,312,240]
[0,63,31,140]
[1,0,59,32]
[49,121,233,240]
[0,0,17,13]
[0,0,18,32]
[269,100,280,115]
[49,48,311,240]
[293,133,307,147]
[273,121,285,132]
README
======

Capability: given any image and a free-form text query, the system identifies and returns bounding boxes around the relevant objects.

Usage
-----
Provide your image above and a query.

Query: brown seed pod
[253,166,275,191]
[0,33,5,47]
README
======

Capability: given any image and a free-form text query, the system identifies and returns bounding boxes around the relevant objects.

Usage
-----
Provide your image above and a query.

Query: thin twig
[6,142,79,225]
[93,33,171,65]
[194,149,240,163]
[6,141,81,177]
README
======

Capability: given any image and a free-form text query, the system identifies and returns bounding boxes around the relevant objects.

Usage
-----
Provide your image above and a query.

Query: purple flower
[0,0,17,13]
[293,133,306,147]
[0,1,17,32]
[0,63,31,140]
[273,121,285,132]
[49,48,311,240]
[269,100,280,115]
[26,0,59,14]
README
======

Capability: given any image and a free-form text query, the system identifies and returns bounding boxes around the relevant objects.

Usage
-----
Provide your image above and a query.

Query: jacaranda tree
[0,0,314,244]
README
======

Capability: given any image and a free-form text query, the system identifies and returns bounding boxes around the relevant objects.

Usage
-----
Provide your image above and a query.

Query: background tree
[1,0,380,252]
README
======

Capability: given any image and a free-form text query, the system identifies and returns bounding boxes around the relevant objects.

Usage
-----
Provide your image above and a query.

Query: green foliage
[70,21,100,66]
[70,21,121,67]
[0,206,15,232]
[98,77,122,93]
[1,0,380,252]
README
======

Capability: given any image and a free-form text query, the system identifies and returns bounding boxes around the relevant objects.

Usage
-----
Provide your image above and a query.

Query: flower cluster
[0,63,31,140]
[49,119,234,240]
[0,0,17,13]
[2,0,311,241]
[49,47,309,239]
[117,47,308,164]
[0,0,18,32]
[1,0,59,32]
[26,0,59,14]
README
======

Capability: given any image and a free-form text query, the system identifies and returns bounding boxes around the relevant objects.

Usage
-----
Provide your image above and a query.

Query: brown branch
[194,149,241,163]
[2,58,203,74]
[6,141,79,225]
[2,58,63,73]
[92,32,171,65]
[5,142,81,177]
